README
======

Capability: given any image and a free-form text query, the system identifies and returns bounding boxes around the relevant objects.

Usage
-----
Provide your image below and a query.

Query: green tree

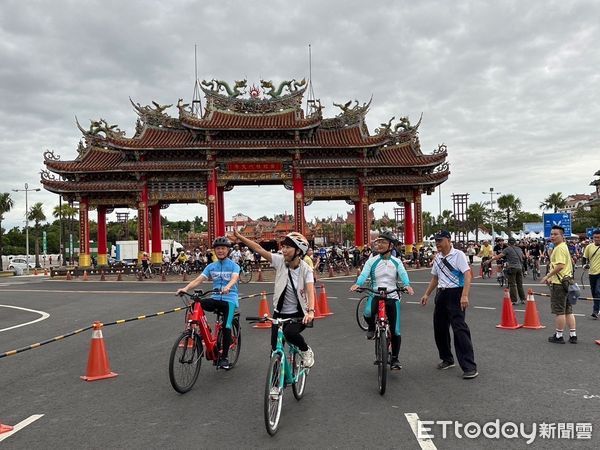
[466,202,488,243]
[437,210,455,231]
[422,211,436,238]
[497,194,522,230]
[27,202,46,268]
[0,192,14,271]
[540,192,567,213]
[53,203,78,263]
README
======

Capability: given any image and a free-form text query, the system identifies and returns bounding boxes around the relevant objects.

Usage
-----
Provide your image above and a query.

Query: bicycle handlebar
[355,286,408,296]
[245,315,303,325]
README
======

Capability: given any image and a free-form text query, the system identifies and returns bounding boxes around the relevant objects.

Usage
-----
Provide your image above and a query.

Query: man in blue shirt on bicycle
[176,237,240,370]
[351,231,414,370]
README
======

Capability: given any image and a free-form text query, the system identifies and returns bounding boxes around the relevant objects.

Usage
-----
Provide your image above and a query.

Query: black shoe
[463,370,479,379]
[437,361,455,370]
[548,334,565,344]
[591,313,598,319]
[218,357,230,370]
[366,330,375,340]
[569,335,578,344]
[519,300,525,305]
[511,302,517,305]
[390,358,402,370]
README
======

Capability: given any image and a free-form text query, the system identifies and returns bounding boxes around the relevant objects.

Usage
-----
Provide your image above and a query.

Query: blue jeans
[590,273,600,314]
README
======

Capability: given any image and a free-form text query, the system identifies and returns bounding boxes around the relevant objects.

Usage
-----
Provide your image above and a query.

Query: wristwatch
[307,308,315,312]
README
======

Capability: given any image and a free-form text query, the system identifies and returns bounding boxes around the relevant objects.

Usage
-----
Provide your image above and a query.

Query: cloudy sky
[1,0,599,230]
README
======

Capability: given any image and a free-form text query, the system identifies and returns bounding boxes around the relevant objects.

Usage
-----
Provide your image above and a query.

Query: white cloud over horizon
[1,0,599,230]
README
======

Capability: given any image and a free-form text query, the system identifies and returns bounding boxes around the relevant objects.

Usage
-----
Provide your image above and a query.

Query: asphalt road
[1,266,599,449]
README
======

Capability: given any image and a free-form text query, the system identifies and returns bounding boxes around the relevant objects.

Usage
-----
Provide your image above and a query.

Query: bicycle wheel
[169,331,203,394]
[376,328,388,395]
[264,354,284,436]
[356,296,369,331]
[292,350,308,400]
[239,267,252,284]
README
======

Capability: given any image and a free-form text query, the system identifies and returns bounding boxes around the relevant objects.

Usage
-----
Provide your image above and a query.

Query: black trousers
[433,287,477,372]
[200,298,232,359]
[270,312,308,352]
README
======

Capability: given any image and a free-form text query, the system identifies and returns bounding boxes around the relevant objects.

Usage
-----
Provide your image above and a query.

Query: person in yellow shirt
[583,229,600,319]
[478,240,493,276]
[541,225,576,344]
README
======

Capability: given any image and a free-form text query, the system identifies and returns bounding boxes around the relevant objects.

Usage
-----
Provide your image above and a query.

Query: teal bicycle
[246,316,310,436]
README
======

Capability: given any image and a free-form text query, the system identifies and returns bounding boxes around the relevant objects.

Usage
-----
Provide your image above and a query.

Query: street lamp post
[12,183,41,274]
[482,187,501,242]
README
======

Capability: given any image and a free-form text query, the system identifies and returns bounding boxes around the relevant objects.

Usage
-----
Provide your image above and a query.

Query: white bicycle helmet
[282,232,309,256]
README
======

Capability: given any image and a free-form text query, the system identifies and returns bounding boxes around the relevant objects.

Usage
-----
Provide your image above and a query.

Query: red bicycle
[169,290,241,393]
[357,286,407,395]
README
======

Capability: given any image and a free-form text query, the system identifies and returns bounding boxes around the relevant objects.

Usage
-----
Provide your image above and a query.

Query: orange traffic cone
[117,270,122,281]
[328,264,335,278]
[523,289,545,329]
[161,270,166,281]
[0,421,13,434]
[137,270,144,281]
[312,286,325,319]
[81,322,118,381]
[182,271,188,282]
[82,270,88,281]
[257,267,264,282]
[496,288,522,329]
[66,270,72,280]
[319,283,334,316]
[253,291,271,329]
[44,268,48,276]
[100,270,106,281]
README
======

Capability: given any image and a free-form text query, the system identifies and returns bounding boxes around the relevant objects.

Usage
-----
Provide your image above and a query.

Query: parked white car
[8,258,36,271]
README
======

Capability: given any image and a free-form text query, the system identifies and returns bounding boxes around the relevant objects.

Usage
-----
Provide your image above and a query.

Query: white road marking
[348,297,361,300]
[404,413,437,449]
[473,306,496,310]
[406,301,421,304]
[0,414,44,442]
[0,305,50,333]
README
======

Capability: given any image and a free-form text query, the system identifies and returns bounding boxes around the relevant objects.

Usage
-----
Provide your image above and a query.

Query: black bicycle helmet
[376,230,399,245]
[212,236,232,248]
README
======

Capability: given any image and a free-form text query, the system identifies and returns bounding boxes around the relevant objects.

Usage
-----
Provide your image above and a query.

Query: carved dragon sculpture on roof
[375,116,395,135]
[75,117,126,140]
[130,98,179,128]
[43,149,61,161]
[321,97,372,129]
[260,79,306,98]
[201,79,247,98]
[433,143,448,155]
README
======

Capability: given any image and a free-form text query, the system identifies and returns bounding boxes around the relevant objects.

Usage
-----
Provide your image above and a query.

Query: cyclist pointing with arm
[176,237,240,370]
[351,231,414,370]
[234,229,316,368]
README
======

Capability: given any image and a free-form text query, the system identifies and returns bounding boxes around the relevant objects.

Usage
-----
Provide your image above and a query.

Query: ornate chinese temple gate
[41,79,449,267]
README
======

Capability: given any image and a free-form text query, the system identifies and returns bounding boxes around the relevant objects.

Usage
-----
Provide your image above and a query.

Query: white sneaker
[300,347,315,368]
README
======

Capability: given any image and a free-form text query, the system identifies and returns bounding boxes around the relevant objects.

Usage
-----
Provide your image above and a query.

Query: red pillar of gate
[150,204,163,264]
[356,182,369,248]
[217,186,225,237]
[293,169,305,235]
[97,206,108,267]
[413,191,423,247]
[138,183,150,261]
[404,199,414,253]
[207,168,218,245]
[78,197,91,267]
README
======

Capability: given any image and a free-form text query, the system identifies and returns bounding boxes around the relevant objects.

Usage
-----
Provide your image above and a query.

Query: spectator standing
[420,230,478,379]
[583,229,600,319]
[489,237,526,304]
[541,225,576,344]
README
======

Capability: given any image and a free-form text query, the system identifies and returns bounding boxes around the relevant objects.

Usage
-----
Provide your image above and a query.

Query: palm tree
[466,202,487,243]
[53,203,78,264]
[437,210,454,231]
[497,194,522,230]
[422,211,436,238]
[28,202,46,268]
[0,193,14,271]
[540,192,567,213]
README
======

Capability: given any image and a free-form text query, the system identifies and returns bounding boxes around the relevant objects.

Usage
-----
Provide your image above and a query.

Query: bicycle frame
[272,323,305,388]
[182,292,225,363]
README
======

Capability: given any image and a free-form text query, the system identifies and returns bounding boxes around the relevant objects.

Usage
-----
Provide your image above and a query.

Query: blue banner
[543,213,572,238]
